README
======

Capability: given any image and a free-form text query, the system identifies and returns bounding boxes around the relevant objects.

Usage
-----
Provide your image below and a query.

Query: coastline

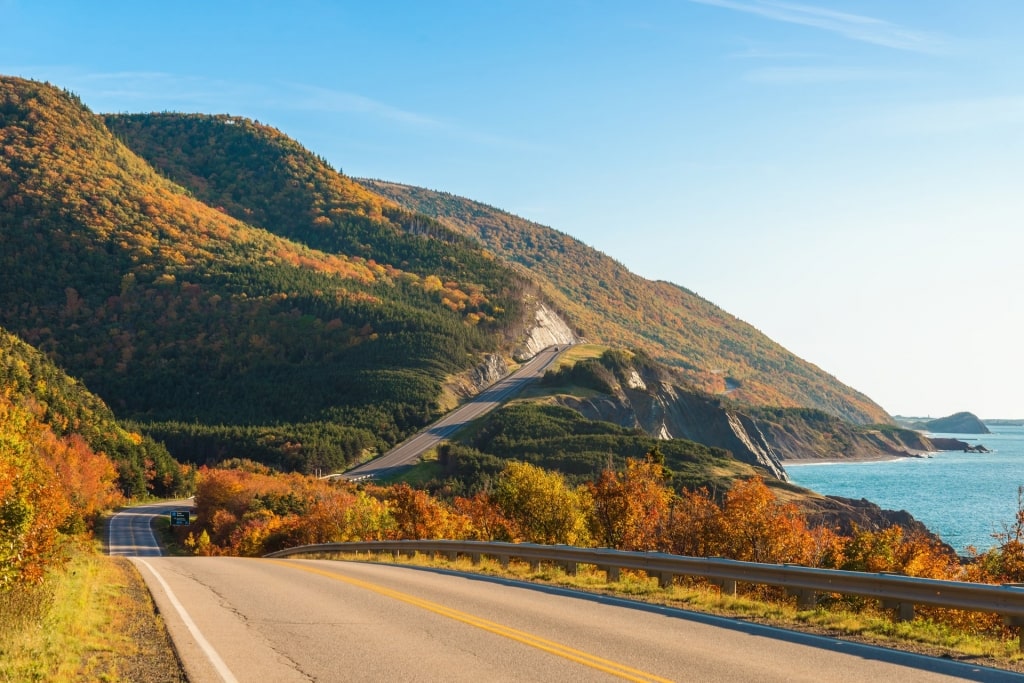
[781,453,932,466]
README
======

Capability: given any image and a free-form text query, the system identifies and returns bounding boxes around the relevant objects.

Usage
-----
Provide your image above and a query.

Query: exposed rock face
[549,353,940,480]
[925,411,990,434]
[765,422,934,462]
[557,364,789,481]
[444,354,511,402]
[470,354,510,392]
[514,302,579,361]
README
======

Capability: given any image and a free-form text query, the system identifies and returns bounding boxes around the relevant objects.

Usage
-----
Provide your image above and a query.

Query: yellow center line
[266,559,675,683]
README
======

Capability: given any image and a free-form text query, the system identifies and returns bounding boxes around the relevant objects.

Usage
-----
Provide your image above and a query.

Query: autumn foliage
[0,393,124,588]
[181,455,1024,636]
[185,456,948,577]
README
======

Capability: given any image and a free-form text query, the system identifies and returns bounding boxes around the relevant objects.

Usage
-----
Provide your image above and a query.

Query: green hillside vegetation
[103,112,527,325]
[0,76,526,471]
[430,402,758,495]
[358,180,889,425]
[0,327,182,496]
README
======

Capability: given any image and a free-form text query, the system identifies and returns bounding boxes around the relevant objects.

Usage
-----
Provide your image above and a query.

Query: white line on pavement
[135,558,239,683]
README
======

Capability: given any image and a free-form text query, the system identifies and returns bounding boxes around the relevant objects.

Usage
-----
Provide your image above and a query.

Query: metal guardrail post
[602,565,621,582]
[788,587,817,609]
[885,600,915,622]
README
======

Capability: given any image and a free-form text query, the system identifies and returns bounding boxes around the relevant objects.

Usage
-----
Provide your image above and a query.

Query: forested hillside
[0,76,528,471]
[0,327,182,497]
[100,110,886,425]
[358,180,889,425]
[103,113,528,310]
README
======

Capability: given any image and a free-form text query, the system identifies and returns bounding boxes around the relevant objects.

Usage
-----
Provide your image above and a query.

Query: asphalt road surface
[131,557,1022,683]
[341,345,566,479]
[107,500,189,556]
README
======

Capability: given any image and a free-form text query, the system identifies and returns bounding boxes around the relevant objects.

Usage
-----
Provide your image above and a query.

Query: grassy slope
[0,545,184,682]
[358,180,889,425]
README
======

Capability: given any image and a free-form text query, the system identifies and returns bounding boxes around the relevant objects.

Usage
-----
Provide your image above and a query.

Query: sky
[2,1,1023,419]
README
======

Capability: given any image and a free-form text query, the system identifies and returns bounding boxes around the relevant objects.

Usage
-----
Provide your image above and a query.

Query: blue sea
[785,425,1024,553]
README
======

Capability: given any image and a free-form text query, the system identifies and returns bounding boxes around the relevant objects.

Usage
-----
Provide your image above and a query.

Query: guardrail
[266,539,1024,636]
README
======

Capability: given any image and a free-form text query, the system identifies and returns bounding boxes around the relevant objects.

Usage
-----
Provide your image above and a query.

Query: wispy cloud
[2,66,542,151]
[0,67,254,112]
[279,82,545,151]
[689,0,945,53]
[278,83,443,129]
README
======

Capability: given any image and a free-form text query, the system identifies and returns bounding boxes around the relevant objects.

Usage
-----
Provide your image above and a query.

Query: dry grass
[0,542,184,682]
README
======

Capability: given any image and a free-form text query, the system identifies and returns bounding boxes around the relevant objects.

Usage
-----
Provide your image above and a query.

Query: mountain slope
[0,326,182,496]
[0,77,527,469]
[357,181,889,425]
[102,112,528,319]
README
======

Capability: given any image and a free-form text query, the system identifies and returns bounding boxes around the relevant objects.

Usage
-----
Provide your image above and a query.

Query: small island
[895,411,990,435]
[925,411,990,434]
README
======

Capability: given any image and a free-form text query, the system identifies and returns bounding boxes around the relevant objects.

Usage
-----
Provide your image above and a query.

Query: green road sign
[170,510,190,526]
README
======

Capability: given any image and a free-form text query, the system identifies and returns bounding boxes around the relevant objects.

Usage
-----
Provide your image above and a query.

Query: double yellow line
[268,559,674,683]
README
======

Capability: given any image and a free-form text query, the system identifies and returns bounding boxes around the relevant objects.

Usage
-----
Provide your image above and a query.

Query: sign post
[170,510,191,526]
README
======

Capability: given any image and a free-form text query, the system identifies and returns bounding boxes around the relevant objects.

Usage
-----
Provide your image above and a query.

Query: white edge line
[135,558,239,683]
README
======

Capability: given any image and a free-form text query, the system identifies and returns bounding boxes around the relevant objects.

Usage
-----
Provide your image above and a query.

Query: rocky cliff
[445,300,576,401]
[515,301,580,361]
[552,355,789,480]
[546,351,933,480]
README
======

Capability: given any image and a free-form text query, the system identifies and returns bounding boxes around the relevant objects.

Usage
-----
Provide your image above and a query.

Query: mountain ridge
[356,179,889,425]
[2,75,890,476]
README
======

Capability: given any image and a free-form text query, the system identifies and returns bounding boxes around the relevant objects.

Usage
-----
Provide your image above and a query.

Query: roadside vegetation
[178,453,1024,660]
[0,360,189,680]
[0,542,184,682]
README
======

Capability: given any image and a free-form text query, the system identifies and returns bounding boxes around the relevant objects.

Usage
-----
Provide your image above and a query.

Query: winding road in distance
[340,344,567,480]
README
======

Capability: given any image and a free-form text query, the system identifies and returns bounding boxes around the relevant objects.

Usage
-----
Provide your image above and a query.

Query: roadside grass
[556,343,608,367]
[1,510,186,683]
[383,451,443,486]
[0,542,141,682]
[306,550,1024,668]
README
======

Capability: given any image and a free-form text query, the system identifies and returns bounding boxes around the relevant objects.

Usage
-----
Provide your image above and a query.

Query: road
[108,499,189,556]
[341,345,566,479]
[111,504,1023,682]
[129,556,1020,683]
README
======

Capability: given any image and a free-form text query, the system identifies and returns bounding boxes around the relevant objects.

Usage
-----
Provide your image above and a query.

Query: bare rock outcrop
[556,363,789,481]
[514,302,579,361]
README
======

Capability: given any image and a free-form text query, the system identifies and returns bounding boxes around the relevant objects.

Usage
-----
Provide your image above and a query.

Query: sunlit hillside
[0,77,528,470]
[358,180,889,425]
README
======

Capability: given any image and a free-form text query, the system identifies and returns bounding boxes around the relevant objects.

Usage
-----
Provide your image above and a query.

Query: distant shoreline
[781,453,926,466]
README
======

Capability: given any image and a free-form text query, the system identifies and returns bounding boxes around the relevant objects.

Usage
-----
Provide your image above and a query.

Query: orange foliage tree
[588,457,671,551]
[1,393,124,587]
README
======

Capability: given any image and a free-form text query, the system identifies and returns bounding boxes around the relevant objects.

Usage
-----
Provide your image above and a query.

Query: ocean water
[785,425,1024,553]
